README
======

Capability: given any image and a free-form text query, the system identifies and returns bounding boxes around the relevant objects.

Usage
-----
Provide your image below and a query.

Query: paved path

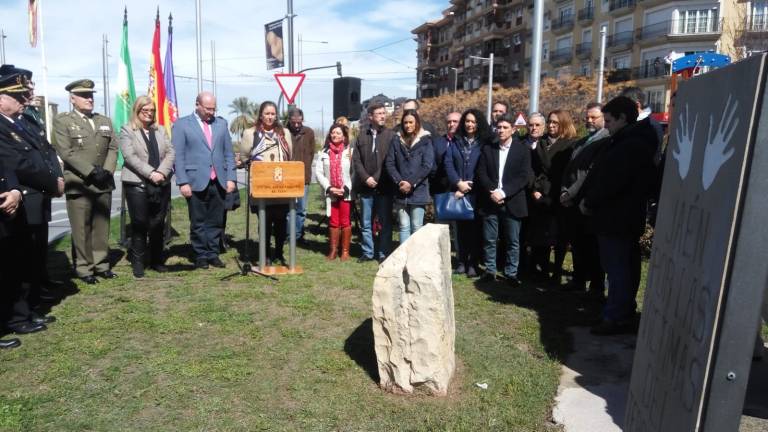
[48,169,248,243]
[552,326,768,431]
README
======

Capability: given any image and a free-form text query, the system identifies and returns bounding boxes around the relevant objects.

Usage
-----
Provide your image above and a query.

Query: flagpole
[38,0,52,141]
[102,34,110,117]
[195,0,203,93]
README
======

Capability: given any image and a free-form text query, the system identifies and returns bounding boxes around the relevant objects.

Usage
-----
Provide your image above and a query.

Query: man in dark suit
[0,66,57,334]
[173,92,236,269]
[353,103,395,263]
[475,114,532,285]
[0,160,24,348]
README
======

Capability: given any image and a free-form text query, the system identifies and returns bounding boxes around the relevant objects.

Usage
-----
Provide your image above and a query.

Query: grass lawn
[0,185,619,431]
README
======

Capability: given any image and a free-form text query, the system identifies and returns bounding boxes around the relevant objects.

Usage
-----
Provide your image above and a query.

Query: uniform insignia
[98,125,111,132]
[10,132,22,142]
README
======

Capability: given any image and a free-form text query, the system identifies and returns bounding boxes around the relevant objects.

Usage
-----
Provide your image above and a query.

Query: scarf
[328,140,344,189]
[252,127,290,161]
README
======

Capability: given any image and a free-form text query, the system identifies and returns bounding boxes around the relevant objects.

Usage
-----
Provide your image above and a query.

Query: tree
[229,96,258,138]
[417,76,631,136]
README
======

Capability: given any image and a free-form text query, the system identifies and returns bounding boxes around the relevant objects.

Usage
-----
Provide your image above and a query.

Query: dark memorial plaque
[626,53,768,431]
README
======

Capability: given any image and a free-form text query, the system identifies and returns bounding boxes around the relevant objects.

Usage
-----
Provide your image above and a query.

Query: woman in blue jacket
[385,110,434,244]
[444,108,492,277]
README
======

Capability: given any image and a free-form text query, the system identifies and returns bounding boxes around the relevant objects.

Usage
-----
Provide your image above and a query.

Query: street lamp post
[470,53,494,124]
[449,67,459,106]
[298,34,328,107]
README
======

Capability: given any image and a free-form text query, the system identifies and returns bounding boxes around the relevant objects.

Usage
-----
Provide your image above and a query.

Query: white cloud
[2,0,443,128]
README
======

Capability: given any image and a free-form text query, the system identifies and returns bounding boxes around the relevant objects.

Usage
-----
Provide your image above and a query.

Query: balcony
[606,68,632,83]
[637,0,665,7]
[575,41,593,59]
[607,30,634,52]
[745,16,768,33]
[637,20,723,46]
[549,47,574,66]
[577,6,594,24]
[608,0,636,16]
[633,62,670,80]
[551,15,575,35]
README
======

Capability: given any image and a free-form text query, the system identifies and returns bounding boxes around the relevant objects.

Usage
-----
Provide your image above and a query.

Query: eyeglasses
[140,108,156,114]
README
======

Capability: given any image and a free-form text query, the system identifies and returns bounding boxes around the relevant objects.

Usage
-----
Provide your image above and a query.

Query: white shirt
[494,138,513,198]
[638,107,652,121]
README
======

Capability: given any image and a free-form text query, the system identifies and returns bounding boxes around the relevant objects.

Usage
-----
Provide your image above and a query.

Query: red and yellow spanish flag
[28,0,38,47]
[148,9,167,128]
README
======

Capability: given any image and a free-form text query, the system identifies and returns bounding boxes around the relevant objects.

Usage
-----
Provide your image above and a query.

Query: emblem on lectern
[273,167,283,182]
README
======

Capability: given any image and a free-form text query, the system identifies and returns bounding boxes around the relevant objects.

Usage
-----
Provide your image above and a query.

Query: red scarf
[328,140,344,189]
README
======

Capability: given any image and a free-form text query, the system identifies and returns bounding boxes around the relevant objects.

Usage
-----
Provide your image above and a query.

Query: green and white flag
[113,8,136,168]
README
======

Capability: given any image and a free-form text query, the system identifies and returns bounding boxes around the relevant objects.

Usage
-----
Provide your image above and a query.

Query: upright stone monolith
[371,223,455,396]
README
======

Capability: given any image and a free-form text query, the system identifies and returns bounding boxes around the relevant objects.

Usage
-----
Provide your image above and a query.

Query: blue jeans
[598,235,641,323]
[397,205,425,244]
[359,194,393,259]
[482,210,522,277]
[288,185,310,239]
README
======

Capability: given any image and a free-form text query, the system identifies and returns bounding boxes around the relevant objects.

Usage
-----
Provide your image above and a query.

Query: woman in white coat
[314,123,353,260]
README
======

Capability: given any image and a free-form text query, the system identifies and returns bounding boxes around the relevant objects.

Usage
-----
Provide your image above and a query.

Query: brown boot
[340,226,352,261]
[327,227,340,260]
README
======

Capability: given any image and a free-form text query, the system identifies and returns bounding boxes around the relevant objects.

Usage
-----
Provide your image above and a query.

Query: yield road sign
[274,73,306,104]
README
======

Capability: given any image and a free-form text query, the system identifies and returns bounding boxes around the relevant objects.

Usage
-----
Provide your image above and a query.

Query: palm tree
[229,97,258,138]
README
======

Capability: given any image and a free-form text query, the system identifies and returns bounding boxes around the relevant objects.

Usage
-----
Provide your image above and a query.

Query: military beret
[65,79,97,94]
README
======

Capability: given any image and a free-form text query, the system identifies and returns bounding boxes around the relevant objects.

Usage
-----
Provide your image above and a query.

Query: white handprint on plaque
[702,95,739,191]
[672,104,697,180]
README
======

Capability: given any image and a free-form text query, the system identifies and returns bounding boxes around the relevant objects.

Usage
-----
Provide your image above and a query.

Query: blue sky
[1,0,447,129]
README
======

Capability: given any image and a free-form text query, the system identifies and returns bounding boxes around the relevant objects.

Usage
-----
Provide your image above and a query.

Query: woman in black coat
[528,109,578,283]
[384,110,434,244]
[444,109,491,277]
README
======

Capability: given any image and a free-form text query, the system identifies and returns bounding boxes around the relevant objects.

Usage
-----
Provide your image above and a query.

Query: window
[583,29,592,44]
[673,8,719,34]
[753,2,768,30]
[543,41,549,60]
[646,88,665,113]
[580,62,591,77]
[503,37,512,48]
[559,5,574,21]
[556,36,573,50]
[612,54,630,69]
[544,12,551,30]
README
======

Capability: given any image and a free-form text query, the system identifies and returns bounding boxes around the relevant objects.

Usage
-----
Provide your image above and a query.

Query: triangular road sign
[514,112,527,127]
[274,73,306,104]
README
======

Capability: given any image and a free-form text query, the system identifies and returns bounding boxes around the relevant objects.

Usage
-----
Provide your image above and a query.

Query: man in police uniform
[52,79,118,284]
[0,65,58,334]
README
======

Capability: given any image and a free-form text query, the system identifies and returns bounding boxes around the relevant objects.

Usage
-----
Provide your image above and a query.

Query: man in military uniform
[52,79,118,284]
[0,65,57,334]
[0,158,25,348]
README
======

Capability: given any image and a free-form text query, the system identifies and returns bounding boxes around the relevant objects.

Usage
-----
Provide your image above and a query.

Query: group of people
[0,56,661,350]
[316,92,661,336]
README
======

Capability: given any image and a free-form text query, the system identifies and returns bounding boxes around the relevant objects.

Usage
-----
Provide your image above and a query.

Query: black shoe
[590,320,636,336]
[132,262,145,278]
[209,257,226,268]
[150,264,168,273]
[272,256,287,267]
[478,272,497,283]
[453,263,466,275]
[505,276,521,287]
[31,314,56,325]
[466,265,478,278]
[0,338,20,349]
[195,259,210,270]
[561,280,586,292]
[8,321,47,334]
[357,256,374,263]
[96,270,118,279]
[79,275,99,285]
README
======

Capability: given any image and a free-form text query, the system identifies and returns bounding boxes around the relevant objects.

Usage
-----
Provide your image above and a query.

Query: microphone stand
[221,142,281,281]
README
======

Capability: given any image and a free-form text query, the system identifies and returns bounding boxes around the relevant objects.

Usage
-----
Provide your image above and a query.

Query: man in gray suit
[172,92,236,269]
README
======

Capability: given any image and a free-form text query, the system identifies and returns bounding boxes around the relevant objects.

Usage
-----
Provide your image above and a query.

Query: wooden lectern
[249,161,305,275]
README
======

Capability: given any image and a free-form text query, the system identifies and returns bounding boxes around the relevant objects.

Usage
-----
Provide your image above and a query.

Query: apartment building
[413,0,768,113]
